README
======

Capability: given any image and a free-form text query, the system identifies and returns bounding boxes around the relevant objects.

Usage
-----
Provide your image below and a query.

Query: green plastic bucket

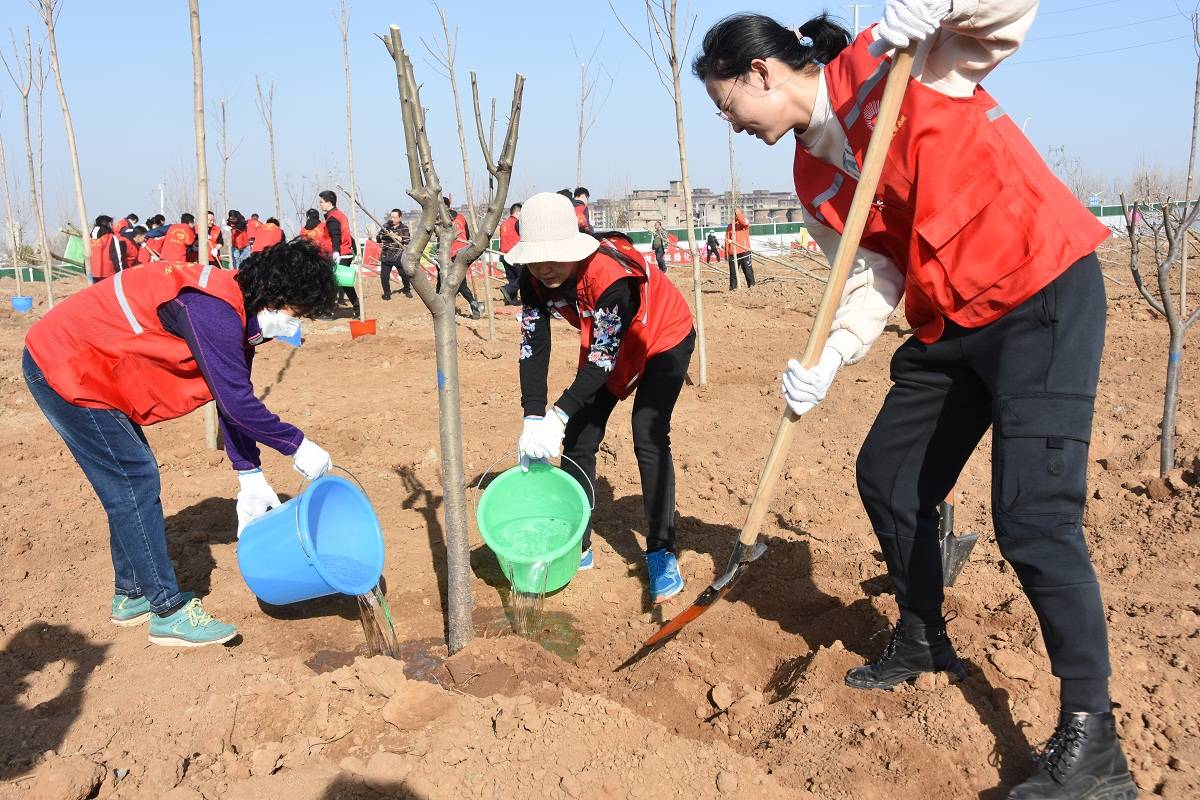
[476,461,591,594]
[334,262,357,287]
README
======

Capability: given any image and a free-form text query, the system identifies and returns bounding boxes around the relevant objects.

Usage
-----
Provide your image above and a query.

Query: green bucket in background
[476,461,591,594]
[334,262,356,287]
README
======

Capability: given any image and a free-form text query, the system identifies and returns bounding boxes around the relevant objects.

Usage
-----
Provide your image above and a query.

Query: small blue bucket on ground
[237,473,384,605]
[277,324,302,347]
[11,295,33,313]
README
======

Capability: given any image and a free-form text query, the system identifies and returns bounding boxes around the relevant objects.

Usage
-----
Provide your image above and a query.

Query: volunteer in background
[650,221,669,272]
[228,210,252,268]
[23,241,337,647]
[206,211,224,267]
[440,196,483,319]
[498,202,522,305]
[319,190,361,318]
[572,186,594,234]
[150,213,197,262]
[511,192,695,604]
[705,230,721,263]
[725,208,754,289]
[377,208,412,300]
[250,217,285,253]
[693,5,1134,798]
[298,208,333,259]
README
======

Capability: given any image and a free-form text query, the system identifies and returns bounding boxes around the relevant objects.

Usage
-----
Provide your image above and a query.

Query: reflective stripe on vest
[199,263,213,288]
[112,271,144,334]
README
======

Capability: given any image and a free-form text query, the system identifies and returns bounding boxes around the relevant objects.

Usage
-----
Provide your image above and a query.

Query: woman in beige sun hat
[508,191,696,604]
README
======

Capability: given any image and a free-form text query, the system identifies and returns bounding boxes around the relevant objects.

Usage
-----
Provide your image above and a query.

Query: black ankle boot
[1007,711,1137,799]
[844,618,967,690]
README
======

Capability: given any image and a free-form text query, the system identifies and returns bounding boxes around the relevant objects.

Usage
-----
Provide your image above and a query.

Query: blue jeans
[231,245,251,269]
[23,349,184,614]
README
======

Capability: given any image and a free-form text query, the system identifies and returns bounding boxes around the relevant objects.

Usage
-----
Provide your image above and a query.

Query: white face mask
[256,309,300,340]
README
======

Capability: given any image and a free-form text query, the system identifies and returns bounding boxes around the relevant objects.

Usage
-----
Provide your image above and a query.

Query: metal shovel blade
[937,499,977,587]
[641,540,767,649]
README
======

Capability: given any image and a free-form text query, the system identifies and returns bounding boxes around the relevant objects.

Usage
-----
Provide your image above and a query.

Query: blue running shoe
[646,550,684,604]
[148,597,237,647]
[579,548,594,571]
[110,594,152,627]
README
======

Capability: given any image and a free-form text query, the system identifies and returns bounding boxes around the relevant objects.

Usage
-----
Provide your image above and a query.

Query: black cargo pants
[855,253,1111,712]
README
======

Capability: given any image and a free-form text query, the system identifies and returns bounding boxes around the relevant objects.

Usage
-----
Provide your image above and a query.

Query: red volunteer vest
[450,213,469,258]
[91,233,118,279]
[113,218,133,235]
[159,223,197,262]
[499,216,519,254]
[250,223,284,253]
[25,262,249,425]
[326,208,353,254]
[574,202,590,232]
[299,223,333,257]
[231,225,250,249]
[117,235,139,271]
[206,224,222,265]
[793,28,1109,342]
[533,237,693,400]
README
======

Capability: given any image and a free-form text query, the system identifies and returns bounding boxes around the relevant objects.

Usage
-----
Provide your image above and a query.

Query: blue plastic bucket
[11,295,33,313]
[277,324,302,347]
[237,474,384,605]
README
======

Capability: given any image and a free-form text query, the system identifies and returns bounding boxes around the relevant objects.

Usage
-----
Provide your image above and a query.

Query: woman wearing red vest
[150,213,198,262]
[724,208,754,290]
[297,208,333,258]
[205,211,223,267]
[694,6,1132,798]
[22,241,338,648]
[510,192,695,604]
[227,210,252,268]
[498,202,522,305]
[90,216,120,282]
[439,196,483,319]
[250,217,285,254]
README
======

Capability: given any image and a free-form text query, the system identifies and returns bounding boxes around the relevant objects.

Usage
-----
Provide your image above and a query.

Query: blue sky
[0,0,1194,228]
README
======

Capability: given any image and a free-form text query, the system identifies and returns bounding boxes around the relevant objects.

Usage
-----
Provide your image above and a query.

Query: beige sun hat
[505,191,599,264]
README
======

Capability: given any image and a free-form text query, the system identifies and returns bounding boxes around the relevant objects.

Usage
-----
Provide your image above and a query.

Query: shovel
[640,45,918,652]
[938,491,977,587]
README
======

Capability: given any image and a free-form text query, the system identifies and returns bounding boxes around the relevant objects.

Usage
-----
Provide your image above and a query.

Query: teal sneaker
[148,597,237,647]
[110,594,152,627]
[647,550,684,604]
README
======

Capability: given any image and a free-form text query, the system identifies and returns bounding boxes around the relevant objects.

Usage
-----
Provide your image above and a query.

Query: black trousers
[653,246,667,273]
[500,257,521,304]
[705,243,720,263]
[380,260,411,296]
[728,252,754,289]
[435,267,476,305]
[336,256,360,309]
[561,329,695,554]
[856,253,1110,711]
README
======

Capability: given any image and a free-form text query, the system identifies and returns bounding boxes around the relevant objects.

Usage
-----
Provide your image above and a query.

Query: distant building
[590,181,802,231]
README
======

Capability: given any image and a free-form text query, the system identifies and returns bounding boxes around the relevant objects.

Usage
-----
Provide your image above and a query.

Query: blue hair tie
[798,34,814,47]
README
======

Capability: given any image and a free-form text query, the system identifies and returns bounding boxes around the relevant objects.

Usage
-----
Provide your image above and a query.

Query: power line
[1040,0,1122,15]
[1029,14,1176,41]
[1011,34,1190,64]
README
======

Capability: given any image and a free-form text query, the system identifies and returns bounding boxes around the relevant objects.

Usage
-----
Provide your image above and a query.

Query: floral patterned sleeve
[518,269,552,417]
[555,278,639,419]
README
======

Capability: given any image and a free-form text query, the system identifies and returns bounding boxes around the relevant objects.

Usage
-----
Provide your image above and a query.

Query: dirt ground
[1,248,1197,800]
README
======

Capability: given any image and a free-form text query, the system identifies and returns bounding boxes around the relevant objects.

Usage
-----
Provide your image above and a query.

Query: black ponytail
[691,13,851,81]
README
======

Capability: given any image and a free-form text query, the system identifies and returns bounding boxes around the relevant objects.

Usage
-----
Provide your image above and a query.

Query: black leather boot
[844,618,967,690]
[1007,711,1137,799]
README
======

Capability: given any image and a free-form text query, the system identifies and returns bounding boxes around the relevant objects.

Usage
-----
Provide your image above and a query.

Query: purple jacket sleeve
[158,291,304,470]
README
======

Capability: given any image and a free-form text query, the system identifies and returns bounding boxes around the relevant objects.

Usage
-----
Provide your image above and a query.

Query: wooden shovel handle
[737,47,916,548]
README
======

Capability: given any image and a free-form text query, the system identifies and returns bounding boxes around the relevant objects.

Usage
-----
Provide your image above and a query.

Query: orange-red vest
[231,224,250,250]
[574,202,590,232]
[250,223,284,253]
[326,207,353,254]
[792,27,1109,343]
[159,223,196,262]
[25,262,248,425]
[499,215,520,254]
[450,212,469,258]
[206,224,222,265]
[532,236,693,400]
[299,223,333,257]
[91,233,118,279]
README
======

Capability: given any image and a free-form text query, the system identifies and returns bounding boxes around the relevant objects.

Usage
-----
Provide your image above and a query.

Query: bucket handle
[291,464,368,562]
[472,452,596,516]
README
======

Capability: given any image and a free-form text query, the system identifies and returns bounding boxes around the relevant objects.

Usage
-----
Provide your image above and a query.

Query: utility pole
[844,4,871,36]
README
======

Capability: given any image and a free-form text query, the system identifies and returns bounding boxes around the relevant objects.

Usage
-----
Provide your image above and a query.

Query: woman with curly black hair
[22,240,338,648]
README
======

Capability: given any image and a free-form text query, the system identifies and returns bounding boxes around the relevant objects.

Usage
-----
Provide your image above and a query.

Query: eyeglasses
[715,71,799,123]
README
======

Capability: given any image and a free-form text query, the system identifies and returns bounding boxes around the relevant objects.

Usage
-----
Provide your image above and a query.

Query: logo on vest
[863,99,881,130]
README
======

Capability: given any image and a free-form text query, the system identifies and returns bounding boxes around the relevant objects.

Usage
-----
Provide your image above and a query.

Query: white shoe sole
[111,612,152,628]
[652,581,684,605]
[148,631,238,648]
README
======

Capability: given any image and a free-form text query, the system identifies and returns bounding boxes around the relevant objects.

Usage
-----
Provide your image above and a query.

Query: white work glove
[236,469,281,537]
[518,409,567,472]
[293,437,333,481]
[869,0,952,57]
[781,346,844,417]
[331,252,341,262]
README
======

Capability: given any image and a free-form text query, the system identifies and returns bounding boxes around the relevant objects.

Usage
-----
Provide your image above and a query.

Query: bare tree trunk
[727,122,738,220]
[609,0,708,385]
[255,77,282,222]
[38,0,86,291]
[383,24,523,654]
[188,0,219,450]
[1182,20,1199,317]
[577,61,586,189]
[0,130,21,295]
[4,28,54,307]
[424,5,485,312]
[339,1,365,322]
